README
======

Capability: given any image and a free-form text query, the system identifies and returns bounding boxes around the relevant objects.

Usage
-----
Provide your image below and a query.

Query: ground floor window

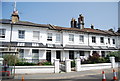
[32,49,39,63]
[69,51,74,59]
[101,51,105,57]
[19,49,24,59]
[79,51,84,56]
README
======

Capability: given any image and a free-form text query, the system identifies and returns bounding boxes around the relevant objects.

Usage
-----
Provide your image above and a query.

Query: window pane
[0,29,6,38]
[18,30,25,39]
[56,34,60,42]
[100,37,104,43]
[69,34,74,42]
[33,31,39,40]
[79,35,84,42]
[92,36,96,43]
[47,33,52,41]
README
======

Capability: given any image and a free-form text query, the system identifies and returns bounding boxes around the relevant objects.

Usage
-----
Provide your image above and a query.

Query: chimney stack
[78,14,84,29]
[71,18,77,28]
[11,2,19,23]
[91,24,94,29]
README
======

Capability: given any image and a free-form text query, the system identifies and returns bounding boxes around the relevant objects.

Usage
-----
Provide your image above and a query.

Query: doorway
[56,51,61,61]
[46,50,51,62]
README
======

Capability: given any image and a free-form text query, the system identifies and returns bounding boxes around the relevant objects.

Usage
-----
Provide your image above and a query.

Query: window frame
[47,33,52,41]
[92,36,96,43]
[56,34,60,42]
[79,35,84,43]
[18,30,25,39]
[69,34,74,42]
[0,29,6,38]
[112,39,115,44]
[100,37,104,43]
[33,31,39,40]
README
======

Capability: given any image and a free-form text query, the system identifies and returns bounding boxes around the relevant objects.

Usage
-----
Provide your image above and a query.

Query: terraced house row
[0,4,120,63]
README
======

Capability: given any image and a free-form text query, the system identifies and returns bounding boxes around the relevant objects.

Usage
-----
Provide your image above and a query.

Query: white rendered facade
[0,20,120,63]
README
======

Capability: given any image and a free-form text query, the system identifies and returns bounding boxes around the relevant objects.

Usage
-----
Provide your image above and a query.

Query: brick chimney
[11,2,19,23]
[91,24,94,29]
[78,14,84,29]
[71,18,77,28]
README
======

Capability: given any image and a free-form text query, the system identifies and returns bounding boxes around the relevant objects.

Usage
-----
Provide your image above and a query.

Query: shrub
[41,62,52,65]
[15,62,36,66]
[71,61,75,68]
[106,51,120,62]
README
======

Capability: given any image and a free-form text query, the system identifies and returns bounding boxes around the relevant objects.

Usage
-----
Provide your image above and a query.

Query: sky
[2,2,118,31]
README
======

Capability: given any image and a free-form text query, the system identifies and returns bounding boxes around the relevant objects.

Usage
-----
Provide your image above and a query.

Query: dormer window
[0,29,6,38]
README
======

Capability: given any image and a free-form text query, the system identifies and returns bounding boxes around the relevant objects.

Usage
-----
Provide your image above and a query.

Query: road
[2,68,119,81]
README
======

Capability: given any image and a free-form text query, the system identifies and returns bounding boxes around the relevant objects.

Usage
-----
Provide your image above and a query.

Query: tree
[3,54,19,66]
[106,51,120,62]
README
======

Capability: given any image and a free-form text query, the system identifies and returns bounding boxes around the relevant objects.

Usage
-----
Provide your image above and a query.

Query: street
[2,68,119,81]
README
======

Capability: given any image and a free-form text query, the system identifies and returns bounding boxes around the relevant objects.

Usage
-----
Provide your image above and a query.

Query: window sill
[0,38,5,40]
[68,41,74,44]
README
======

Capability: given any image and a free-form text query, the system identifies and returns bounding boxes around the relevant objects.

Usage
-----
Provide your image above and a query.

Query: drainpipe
[88,32,90,46]
[10,22,13,43]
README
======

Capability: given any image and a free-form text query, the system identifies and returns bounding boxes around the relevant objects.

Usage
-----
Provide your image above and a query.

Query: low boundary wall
[14,66,55,74]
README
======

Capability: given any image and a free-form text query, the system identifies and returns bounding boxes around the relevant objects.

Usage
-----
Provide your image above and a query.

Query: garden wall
[14,66,55,74]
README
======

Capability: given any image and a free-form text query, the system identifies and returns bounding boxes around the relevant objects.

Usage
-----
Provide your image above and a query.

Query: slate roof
[0,19,120,36]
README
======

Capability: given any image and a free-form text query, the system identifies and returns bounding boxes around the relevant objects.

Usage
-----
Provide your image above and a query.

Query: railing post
[54,59,59,73]
[75,59,81,71]
[65,59,71,72]
[109,57,115,68]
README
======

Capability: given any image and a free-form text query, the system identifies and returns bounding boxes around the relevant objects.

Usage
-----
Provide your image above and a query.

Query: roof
[0,19,120,36]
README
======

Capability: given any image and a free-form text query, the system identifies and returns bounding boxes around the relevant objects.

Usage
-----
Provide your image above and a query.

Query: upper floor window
[100,37,104,43]
[112,39,115,44]
[79,35,84,43]
[69,34,74,42]
[18,30,25,39]
[92,36,96,43]
[47,33,52,41]
[108,38,110,44]
[33,31,39,40]
[0,29,6,38]
[56,34,60,42]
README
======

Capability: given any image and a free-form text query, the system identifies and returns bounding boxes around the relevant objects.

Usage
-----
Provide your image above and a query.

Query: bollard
[113,69,118,80]
[22,76,24,81]
[102,71,106,81]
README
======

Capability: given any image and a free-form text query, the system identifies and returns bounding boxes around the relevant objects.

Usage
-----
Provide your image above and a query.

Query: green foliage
[3,54,19,66]
[81,53,110,64]
[106,51,120,62]
[15,62,36,66]
[71,61,75,68]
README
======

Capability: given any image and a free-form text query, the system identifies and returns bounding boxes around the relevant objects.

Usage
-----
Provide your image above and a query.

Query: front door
[56,51,61,61]
[46,50,51,62]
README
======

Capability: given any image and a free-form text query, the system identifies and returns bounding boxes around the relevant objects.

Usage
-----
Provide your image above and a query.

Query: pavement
[13,68,119,80]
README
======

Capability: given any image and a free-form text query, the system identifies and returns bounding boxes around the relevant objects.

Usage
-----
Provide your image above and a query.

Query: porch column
[90,50,93,56]
[99,51,102,56]
[51,50,56,64]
